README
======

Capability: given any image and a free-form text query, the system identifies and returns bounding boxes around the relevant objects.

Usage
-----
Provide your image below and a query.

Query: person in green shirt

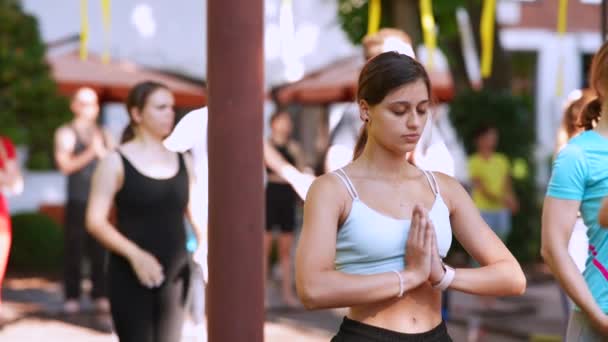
[468,124,519,242]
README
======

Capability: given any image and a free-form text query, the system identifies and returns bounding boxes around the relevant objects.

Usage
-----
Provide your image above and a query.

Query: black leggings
[332,317,452,342]
[108,256,190,342]
[64,200,107,299]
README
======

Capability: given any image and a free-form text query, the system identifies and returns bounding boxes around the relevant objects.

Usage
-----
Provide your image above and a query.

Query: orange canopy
[276,56,454,105]
[48,52,206,108]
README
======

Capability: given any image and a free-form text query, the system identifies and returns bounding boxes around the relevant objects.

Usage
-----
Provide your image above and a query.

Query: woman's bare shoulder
[306,172,349,203]
[431,171,469,210]
[97,150,123,175]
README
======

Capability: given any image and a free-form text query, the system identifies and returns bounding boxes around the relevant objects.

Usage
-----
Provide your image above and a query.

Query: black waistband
[336,316,451,342]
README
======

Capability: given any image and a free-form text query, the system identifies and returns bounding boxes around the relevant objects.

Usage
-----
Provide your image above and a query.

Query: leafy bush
[9,212,63,272]
[449,90,541,264]
[0,0,71,169]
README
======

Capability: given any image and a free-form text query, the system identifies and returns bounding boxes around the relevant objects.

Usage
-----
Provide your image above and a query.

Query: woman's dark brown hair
[121,81,170,143]
[581,42,608,130]
[352,51,431,160]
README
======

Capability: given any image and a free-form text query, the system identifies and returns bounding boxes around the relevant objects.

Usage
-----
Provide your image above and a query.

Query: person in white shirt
[164,107,208,342]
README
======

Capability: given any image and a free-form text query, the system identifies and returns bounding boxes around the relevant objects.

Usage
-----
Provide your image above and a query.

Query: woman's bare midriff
[347,283,443,334]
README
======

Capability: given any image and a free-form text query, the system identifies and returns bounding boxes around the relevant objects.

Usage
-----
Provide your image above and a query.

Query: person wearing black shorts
[265,111,305,308]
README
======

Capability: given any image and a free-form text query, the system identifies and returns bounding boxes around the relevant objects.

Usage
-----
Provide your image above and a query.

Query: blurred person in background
[555,89,594,155]
[466,124,519,341]
[265,110,307,308]
[87,81,203,341]
[542,42,608,340]
[164,107,209,342]
[54,87,114,314]
[0,135,23,321]
[468,124,519,243]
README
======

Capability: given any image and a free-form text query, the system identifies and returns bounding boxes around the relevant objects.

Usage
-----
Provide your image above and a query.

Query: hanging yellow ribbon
[419,0,437,70]
[557,0,568,35]
[555,0,568,97]
[80,0,89,60]
[101,0,111,64]
[367,0,381,35]
[480,0,496,78]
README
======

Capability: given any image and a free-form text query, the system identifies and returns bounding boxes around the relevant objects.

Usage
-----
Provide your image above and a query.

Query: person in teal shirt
[542,41,608,340]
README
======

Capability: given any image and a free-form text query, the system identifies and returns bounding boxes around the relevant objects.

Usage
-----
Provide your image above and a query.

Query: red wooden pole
[207,0,265,340]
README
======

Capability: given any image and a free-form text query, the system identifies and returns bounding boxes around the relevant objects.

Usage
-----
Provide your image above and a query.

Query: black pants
[109,256,190,342]
[332,317,453,342]
[64,200,107,300]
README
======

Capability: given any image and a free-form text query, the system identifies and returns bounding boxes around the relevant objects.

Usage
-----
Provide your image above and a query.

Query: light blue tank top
[334,168,453,275]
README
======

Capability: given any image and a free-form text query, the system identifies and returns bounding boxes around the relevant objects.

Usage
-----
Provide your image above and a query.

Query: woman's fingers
[409,205,421,244]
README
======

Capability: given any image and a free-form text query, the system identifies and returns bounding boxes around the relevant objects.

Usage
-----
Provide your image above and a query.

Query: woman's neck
[478,149,494,159]
[356,140,416,180]
[73,117,96,130]
[132,130,167,152]
[270,133,288,145]
[595,108,608,134]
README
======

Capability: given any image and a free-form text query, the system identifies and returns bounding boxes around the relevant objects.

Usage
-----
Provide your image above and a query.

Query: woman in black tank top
[86,81,203,342]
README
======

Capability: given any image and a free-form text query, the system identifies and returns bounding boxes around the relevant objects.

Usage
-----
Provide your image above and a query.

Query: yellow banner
[480,0,496,78]
[555,0,568,97]
[367,0,381,35]
[80,0,89,60]
[419,0,437,70]
[101,0,111,64]
[557,0,568,35]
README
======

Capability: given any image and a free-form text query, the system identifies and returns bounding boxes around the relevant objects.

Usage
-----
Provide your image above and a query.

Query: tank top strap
[117,151,135,175]
[420,169,440,196]
[176,152,186,172]
[334,168,359,199]
[428,171,441,195]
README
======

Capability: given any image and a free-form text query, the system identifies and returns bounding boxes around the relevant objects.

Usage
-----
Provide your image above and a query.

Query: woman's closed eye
[389,101,429,116]
[390,104,410,116]
[416,107,428,116]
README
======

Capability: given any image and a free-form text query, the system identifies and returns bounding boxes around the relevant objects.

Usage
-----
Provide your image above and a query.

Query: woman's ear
[130,107,143,124]
[359,100,370,123]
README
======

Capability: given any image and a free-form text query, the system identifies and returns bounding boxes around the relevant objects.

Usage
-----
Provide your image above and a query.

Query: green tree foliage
[338,0,464,46]
[337,0,511,91]
[450,90,540,263]
[337,0,392,44]
[0,0,71,169]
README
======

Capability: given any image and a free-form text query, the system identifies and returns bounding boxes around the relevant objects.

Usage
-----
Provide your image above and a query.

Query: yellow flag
[555,0,568,97]
[419,0,437,70]
[101,0,111,64]
[80,0,89,60]
[557,0,568,35]
[367,0,381,35]
[480,0,496,78]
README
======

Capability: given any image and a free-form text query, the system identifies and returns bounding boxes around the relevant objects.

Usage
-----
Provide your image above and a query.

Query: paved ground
[0,272,565,341]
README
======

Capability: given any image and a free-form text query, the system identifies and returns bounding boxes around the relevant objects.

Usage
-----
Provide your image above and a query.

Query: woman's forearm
[297,269,423,310]
[449,260,526,296]
[543,244,605,320]
[87,219,141,262]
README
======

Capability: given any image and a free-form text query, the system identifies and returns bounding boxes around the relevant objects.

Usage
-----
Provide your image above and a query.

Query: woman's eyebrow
[388,99,430,106]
